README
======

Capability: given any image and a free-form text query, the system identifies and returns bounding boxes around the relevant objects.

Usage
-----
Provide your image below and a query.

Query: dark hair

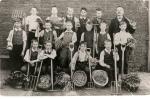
[96,8,102,11]
[52,5,57,8]
[86,20,93,25]
[80,7,87,12]
[119,21,127,26]
[104,39,112,44]
[80,41,87,46]
[44,40,52,45]
[117,6,124,9]
[31,39,38,44]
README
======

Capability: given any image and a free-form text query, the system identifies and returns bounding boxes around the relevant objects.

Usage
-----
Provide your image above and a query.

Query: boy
[63,7,79,32]
[39,40,57,74]
[97,40,119,86]
[39,21,57,46]
[70,41,94,83]
[76,7,90,48]
[92,8,104,33]
[80,21,96,57]
[21,39,41,74]
[46,6,63,36]
[97,22,111,56]
[7,20,27,71]
[25,7,43,48]
[109,6,136,45]
[57,21,77,74]
[114,22,135,74]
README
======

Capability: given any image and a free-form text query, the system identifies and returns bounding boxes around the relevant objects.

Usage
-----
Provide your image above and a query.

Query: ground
[0,70,150,96]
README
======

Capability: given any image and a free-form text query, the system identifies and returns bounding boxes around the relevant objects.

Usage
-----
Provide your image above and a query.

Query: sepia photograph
[0,0,150,96]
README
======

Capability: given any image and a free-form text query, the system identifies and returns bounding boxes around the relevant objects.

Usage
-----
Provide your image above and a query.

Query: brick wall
[0,0,149,71]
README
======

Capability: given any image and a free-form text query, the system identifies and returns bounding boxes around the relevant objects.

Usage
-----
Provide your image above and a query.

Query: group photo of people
[1,0,149,96]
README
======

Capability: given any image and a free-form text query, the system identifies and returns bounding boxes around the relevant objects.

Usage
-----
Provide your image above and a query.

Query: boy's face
[15,22,21,29]
[80,44,87,51]
[86,24,93,31]
[80,10,87,17]
[120,24,127,31]
[116,7,124,16]
[96,11,102,18]
[30,8,37,15]
[66,22,73,30]
[67,8,74,15]
[45,23,52,29]
[100,23,107,30]
[105,42,112,50]
[45,43,52,50]
[32,42,38,49]
[51,7,58,15]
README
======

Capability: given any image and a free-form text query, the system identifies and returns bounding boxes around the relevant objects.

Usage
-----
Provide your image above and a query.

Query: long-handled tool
[87,48,94,88]
[121,45,126,79]
[34,60,43,91]
[69,43,75,90]
[111,34,121,95]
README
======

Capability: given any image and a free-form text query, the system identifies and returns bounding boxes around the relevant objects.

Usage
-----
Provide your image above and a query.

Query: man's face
[51,7,58,15]
[96,11,102,18]
[67,8,74,15]
[32,42,38,49]
[120,24,127,31]
[116,7,124,16]
[45,43,52,50]
[80,10,87,17]
[45,23,52,29]
[86,24,93,31]
[105,42,112,50]
[66,22,73,30]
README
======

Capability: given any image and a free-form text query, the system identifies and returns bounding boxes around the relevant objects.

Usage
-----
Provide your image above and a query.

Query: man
[108,6,136,44]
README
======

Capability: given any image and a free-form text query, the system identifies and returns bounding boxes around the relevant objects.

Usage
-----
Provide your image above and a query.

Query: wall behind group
[0,0,149,71]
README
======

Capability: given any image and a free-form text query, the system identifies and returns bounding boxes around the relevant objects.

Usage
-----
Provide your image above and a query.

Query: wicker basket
[72,71,87,87]
[55,72,70,87]
[55,39,63,50]
[92,70,108,87]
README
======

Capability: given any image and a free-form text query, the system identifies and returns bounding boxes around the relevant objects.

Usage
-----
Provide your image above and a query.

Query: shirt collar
[14,28,22,31]
[67,15,73,18]
[31,48,38,52]
[65,30,73,32]
[105,48,111,54]
[80,16,86,19]
[45,28,52,32]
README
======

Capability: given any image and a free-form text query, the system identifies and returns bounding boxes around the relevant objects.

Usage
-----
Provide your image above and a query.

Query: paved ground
[0,70,150,96]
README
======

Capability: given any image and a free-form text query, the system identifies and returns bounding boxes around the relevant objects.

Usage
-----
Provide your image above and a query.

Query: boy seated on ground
[70,41,94,85]
[96,40,119,87]
[38,40,57,75]
[21,39,41,75]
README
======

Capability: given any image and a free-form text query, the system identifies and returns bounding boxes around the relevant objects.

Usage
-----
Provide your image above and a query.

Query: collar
[45,29,52,32]
[80,16,86,20]
[31,48,38,52]
[45,49,52,53]
[104,48,111,54]
[51,14,58,18]
[65,30,73,33]
[67,15,73,18]
[14,28,22,31]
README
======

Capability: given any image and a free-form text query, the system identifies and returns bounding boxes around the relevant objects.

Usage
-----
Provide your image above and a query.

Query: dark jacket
[108,16,136,41]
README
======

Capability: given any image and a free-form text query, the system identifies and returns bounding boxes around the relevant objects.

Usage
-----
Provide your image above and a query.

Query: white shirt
[114,31,133,45]
[39,49,57,60]
[26,15,42,31]
[7,28,27,42]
